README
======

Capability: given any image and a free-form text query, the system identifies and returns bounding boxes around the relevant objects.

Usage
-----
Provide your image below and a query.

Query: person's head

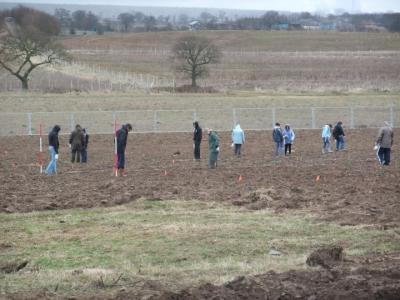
[126,123,133,132]
[384,121,391,127]
[337,121,343,126]
[193,121,199,128]
[206,128,212,135]
[285,124,290,130]
[75,124,82,130]
[275,122,280,127]
[328,124,333,128]
[53,125,61,132]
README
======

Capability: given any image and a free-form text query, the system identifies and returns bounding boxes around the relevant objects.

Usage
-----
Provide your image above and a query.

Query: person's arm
[376,128,383,145]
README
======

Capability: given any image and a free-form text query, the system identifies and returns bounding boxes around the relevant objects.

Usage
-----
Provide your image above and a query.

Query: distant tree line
[52,8,400,34]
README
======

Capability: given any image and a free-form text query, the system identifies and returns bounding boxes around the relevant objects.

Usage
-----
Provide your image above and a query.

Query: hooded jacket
[69,126,84,151]
[283,128,295,145]
[232,124,245,145]
[116,125,129,153]
[322,125,331,138]
[376,126,394,148]
[208,131,219,153]
[332,123,345,139]
[193,122,202,144]
[48,125,60,154]
[272,126,283,143]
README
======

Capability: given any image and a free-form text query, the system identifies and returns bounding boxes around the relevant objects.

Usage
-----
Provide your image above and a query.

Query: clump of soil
[0,260,29,274]
[306,245,344,269]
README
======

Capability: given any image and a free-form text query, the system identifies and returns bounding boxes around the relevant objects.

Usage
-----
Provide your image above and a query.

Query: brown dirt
[1,129,399,228]
[1,128,400,299]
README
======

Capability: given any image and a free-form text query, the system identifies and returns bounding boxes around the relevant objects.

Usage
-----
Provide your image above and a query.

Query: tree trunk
[191,68,197,87]
[21,77,29,90]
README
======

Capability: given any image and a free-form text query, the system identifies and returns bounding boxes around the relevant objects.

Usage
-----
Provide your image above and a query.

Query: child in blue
[283,124,295,155]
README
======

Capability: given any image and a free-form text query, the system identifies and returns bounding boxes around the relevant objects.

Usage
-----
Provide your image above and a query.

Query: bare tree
[0,6,69,90]
[172,35,221,88]
[118,13,135,32]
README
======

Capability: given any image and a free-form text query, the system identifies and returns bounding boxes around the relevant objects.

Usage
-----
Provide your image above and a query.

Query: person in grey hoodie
[376,121,394,166]
[231,123,245,157]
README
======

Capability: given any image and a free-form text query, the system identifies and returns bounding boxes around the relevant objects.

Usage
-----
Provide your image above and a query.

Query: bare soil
[1,128,400,299]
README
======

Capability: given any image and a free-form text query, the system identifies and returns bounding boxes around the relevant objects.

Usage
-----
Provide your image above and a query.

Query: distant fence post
[153,110,158,132]
[350,108,355,129]
[232,108,237,126]
[192,110,197,122]
[311,108,316,129]
[390,107,394,127]
[271,108,276,128]
[27,113,32,135]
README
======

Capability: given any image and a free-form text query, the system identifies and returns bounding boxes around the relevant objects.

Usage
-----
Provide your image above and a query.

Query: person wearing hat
[116,123,133,176]
[45,125,61,176]
[193,121,202,160]
[69,124,84,163]
[207,128,220,169]
[375,121,394,166]
[332,121,345,151]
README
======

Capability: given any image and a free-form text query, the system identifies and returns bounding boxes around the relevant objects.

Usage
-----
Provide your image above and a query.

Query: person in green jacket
[207,128,220,169]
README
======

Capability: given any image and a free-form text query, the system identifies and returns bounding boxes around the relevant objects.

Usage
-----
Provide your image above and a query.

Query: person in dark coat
[193,121,202,160]
[332,121,345,151]
[207,128,219,169]
[69,124,84,163]
[272,122,284,156]
[116,123,132,175]
[81,128,89,163]
[45,125,60,175]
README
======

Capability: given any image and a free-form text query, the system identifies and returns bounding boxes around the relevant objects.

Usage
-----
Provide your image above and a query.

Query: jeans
[71,147,81,163]
[234,144,242,156]
[378,147,391,165]
[45,146,57,175]
[322,137,332,153]
[336,136,345,151]
[275,142,284,156]
[81,148,87,163]
[284,143,292,155]
[117,151,125,169]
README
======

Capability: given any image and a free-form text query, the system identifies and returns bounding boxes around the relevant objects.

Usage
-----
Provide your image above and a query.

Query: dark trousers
[81,148,87,163]
[71,148,81,163]
[285,144,292,155]
[117,151,125,169]
[194,142,201,160]
[378,147,391,165]
[234,144,242,156]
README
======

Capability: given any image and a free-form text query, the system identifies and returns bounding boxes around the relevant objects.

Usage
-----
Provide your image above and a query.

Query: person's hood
[234,124,242,131]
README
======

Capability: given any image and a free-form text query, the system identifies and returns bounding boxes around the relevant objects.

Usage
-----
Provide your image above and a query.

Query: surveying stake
[39,124,43,174]
[113,120,118,177]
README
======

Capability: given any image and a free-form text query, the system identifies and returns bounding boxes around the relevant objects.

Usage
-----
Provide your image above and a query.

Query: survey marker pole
[113,120,118,177]
[39,124,43,174]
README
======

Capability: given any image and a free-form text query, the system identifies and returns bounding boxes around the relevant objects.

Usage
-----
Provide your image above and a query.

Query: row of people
[44,120,394,175]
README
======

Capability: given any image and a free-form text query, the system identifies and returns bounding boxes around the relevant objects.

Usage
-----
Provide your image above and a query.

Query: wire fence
[0,106,398,136]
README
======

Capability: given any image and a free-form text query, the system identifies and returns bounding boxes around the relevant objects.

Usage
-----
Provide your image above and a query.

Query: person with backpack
[116,123,132,176]
[45,125,61,176]
[272,122,284,156]
[332,121,345,151]
[69,124,84,163]
[283,124,295,156]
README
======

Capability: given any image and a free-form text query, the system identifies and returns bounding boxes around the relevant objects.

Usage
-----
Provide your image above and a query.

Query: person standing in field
[116,123,132,176]
[321,124,333,154]
[272,122,284,156]
[283,124,295,156]
[207,128,220,169]
[332,121,345,151]
[193,121,202,160]
[231,123,245,157]
[81,128,89,163]
[375,121,394,166]
[69,124,84,163]
[45,125,60,176]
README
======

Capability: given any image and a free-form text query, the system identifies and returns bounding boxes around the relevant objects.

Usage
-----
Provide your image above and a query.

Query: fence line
[0,106,398,136]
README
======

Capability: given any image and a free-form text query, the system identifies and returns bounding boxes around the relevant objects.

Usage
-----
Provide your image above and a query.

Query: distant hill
[0,2,266,19]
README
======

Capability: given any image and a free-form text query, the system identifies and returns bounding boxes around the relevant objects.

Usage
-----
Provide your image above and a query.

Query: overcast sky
[4,0,400,13]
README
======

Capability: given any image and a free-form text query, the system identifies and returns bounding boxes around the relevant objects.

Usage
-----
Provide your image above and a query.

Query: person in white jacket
[321,124,333,154]
[231,123,245,157]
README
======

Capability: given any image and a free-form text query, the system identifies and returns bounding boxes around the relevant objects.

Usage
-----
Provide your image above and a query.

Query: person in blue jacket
[231,123,245,157]
[283,124,295,156]
[45,125,61,176]
[321,124,333,154]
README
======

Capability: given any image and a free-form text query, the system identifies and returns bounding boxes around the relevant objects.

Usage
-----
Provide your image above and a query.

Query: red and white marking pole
[39,123,43,174]
[113,120,118,177]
